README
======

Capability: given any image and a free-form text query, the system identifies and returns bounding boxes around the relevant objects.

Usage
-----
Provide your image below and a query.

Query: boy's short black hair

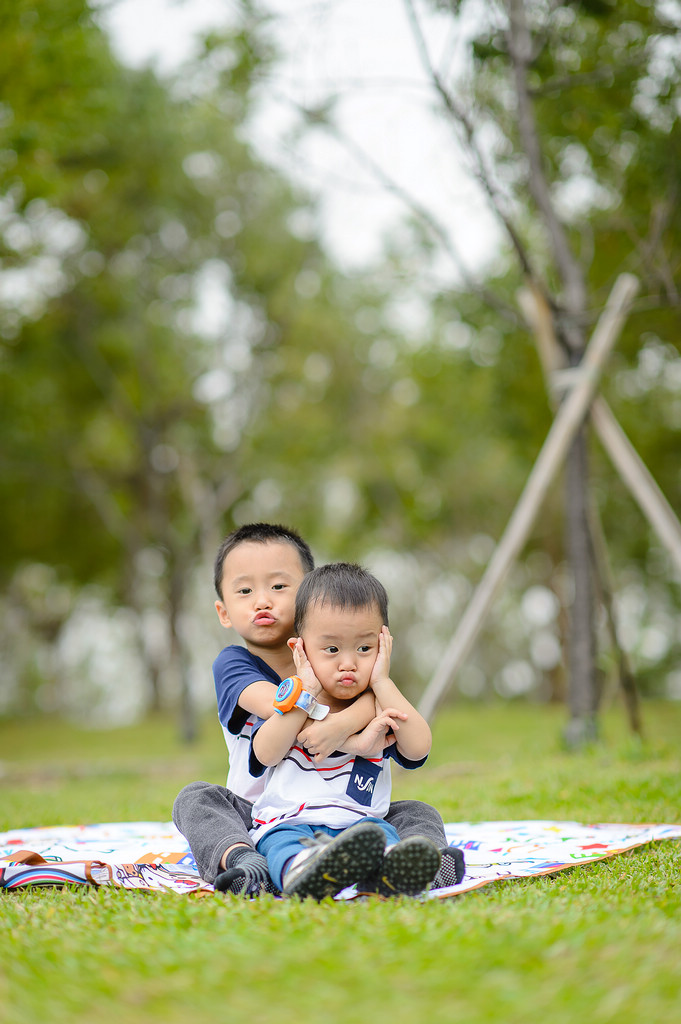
[213,522,314,599]
[294,562,389,634]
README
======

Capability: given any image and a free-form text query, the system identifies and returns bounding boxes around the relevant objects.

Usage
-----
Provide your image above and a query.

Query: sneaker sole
[378,837,442,897]
[433,846,466,888]
[285,824,386,901]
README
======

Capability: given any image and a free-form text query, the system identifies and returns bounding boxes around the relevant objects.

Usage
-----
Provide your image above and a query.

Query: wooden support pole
[590,398,681,578]
[519,282,681,574]
[520,281,643,737]
[586,495,644,738]
[418,273,639,721]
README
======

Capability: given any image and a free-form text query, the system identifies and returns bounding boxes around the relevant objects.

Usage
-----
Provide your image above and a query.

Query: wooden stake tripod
[418,274,681,733]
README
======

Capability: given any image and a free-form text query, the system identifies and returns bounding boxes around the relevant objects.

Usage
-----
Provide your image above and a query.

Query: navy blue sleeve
[212,645,282,736]
[384,742,428,771]
[248,724,268,778]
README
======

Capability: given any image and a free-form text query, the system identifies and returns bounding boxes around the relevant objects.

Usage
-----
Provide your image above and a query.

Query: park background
[2,3,681,1023]
[2,0,681,745]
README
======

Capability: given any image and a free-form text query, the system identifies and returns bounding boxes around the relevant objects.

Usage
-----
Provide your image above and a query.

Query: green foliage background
[1,0,681,722]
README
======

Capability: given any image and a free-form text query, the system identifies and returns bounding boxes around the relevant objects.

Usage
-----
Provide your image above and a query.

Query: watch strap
[295,690,330,720]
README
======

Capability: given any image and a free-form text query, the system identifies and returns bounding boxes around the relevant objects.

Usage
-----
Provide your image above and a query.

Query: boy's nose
[254,591,272,608]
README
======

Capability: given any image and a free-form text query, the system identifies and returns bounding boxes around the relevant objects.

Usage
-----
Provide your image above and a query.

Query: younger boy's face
[215,541,306,653]
[301,601,384,703]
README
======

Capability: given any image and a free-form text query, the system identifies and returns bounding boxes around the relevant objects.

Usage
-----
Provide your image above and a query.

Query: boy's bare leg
[219,843,249,869]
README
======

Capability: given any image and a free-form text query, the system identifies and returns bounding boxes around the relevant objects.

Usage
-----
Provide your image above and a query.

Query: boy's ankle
[215,846,277,897]
[220,843,251,871]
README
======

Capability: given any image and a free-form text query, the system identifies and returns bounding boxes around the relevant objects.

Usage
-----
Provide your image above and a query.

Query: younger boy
[172,523,464,896]
[249,561,442,900]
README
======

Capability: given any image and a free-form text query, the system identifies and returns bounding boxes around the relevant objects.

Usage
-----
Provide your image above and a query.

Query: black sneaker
[283,823,386,901]
[431,845,466,889]
[371,836,442,897]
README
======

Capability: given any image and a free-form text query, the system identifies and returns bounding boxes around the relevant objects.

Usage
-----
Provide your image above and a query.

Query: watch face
[276,678,295,701]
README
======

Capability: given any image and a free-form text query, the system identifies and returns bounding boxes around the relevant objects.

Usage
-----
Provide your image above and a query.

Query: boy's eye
[358,645,373,653]
[324,646,339,654]
[237,587,252,595]
[272,583,286,591]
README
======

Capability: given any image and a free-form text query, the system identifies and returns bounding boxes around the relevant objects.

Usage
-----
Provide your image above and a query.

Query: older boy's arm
[370,626,432,761]
[296,691,375,760]
[238,680,279,720]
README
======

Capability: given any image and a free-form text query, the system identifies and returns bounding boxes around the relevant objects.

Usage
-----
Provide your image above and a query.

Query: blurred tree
[233,0,681,727]
[401,0,681,737]
[3,0,680,737]
[0,0,371,734]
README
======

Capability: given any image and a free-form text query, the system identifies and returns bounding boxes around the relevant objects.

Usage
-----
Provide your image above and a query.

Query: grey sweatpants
[172,780,447,884]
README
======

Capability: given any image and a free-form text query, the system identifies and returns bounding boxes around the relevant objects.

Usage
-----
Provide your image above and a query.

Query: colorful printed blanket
[2,820,680,898]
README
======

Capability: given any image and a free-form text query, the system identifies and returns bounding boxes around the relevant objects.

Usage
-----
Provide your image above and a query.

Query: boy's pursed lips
[253,612,276,626]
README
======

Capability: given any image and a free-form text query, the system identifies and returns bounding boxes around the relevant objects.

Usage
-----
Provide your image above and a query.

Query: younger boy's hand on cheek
[287,636,321,696]
[369,625,393,687]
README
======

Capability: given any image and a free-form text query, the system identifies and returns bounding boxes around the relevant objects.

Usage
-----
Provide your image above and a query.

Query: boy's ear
[287,637,299,651]
[215,600,232,629]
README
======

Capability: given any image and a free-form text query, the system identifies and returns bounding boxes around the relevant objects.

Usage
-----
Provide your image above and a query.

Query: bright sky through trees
[100,0,500,273]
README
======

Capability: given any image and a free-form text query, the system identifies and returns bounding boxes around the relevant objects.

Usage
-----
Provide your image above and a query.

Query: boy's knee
[173,780,212,821]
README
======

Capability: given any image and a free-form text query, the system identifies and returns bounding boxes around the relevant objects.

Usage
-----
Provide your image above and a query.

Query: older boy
[250,562,441,900]
[172,523,464,896]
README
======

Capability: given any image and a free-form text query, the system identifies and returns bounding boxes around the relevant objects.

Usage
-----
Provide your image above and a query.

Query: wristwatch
[273,676,329,720]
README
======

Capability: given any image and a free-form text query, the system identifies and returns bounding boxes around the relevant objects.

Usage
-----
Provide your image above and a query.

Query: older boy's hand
[297,717,355,762]
[369,625,393,688]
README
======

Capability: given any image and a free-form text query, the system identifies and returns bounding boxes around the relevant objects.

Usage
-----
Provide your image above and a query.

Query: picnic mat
[2,820,680,898]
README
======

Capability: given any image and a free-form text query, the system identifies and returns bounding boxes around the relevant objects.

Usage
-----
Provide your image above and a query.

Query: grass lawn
[1,701,680,1024]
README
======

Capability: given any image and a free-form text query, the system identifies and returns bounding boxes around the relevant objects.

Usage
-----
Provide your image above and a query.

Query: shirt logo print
[353,774,375,793]
[346,756,381,806]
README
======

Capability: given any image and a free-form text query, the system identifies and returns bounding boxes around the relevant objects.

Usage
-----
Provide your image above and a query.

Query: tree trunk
[168,554,197,744]
[507,0,600,743]
[563,427,598,747]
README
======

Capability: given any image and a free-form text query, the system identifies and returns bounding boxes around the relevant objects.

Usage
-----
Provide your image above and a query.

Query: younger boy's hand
[369,625,393,688]
[287,636,322,697]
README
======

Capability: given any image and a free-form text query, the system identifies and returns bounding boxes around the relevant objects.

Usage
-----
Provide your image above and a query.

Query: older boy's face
[215,541,306,651]
[301,601,384,703]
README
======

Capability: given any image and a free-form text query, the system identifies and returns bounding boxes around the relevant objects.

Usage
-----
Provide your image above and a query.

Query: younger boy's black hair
[214,523,315,599]
[294,562,389,634]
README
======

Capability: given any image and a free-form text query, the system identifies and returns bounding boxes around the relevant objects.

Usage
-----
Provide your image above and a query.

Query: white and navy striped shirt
[248,733,426,843]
